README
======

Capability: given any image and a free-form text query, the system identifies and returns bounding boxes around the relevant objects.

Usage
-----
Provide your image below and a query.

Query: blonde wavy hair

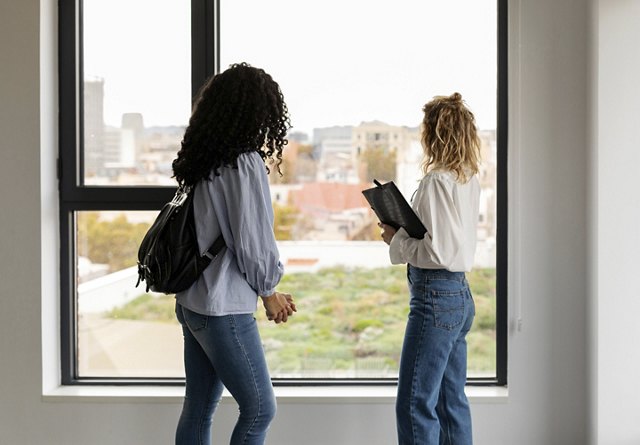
[420,92,481,183]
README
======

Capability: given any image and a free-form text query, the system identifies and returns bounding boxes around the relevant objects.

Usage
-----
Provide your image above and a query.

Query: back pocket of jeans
[430,289,465,330]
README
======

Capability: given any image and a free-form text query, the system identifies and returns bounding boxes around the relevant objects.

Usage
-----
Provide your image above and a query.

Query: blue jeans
[396,266,475,445]
[175,303,276,445]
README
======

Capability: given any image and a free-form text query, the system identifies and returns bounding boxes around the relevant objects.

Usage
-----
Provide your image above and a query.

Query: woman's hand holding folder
[378,222,397,245]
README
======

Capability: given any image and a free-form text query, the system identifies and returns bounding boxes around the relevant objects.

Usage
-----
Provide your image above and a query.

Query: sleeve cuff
[256,262,283,298]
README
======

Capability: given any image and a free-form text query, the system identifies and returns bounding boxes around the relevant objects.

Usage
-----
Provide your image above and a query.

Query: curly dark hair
[172,63,291,186]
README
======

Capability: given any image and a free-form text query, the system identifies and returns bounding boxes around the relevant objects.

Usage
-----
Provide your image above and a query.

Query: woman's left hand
[378,222,396,245]
[262,292,296,324]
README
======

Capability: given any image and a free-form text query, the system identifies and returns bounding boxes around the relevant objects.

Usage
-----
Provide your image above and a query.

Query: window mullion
[191,0,219,97]
[496,0,509,386]
[58,0,79,197]
[60,187,176,209]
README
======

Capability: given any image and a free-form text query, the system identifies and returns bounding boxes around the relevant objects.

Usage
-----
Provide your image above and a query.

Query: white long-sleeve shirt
[389,170,480,272]
[176,151,283,316]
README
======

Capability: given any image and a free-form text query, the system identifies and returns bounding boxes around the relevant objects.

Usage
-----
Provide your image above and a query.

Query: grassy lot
[108,266,496,377]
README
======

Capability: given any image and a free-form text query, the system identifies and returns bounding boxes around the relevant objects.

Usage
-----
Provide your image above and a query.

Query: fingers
[275,309,288,323]
[278,293,294,318]
[267,310,284,324]
[378,222,389,243]
[264,292,297,324]
[284,294,297,312]
[267,309,288,324]
[377,222,395,245]
[266,309,286,323]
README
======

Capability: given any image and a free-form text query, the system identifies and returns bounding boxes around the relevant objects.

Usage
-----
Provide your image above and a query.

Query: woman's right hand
[261,292,296,324]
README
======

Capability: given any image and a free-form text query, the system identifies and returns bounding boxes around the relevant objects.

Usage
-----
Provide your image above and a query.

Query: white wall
[592,1,640,444]
[2,0,634,443]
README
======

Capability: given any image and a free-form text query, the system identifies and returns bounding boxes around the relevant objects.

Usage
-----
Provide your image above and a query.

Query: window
[59,0,197,382]
[60,0,507,385]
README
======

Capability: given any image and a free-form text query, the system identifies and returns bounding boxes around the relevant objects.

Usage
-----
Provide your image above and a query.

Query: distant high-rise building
[83,77,105,177]
[121,112,144,133]
[311,126,356,184]
[353,121,420,183]
[288,131,309,143]
[121,112,144,163]
[103,126,135,169]
[312,126,352,146]
[352,121,417,155]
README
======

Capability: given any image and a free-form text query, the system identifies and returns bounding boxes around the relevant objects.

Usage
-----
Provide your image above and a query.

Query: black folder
[362,180,427,239]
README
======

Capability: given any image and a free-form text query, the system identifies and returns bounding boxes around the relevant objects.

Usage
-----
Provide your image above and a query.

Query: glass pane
[76,211,183,377]
[82,0,190,186]
[254,266,496,378]
[221,0,497,378]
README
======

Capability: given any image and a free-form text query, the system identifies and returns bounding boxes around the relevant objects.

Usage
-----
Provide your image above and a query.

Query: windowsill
[42,385,508,404]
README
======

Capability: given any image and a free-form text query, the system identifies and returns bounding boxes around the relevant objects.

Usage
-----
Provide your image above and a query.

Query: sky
[84,0,497,135]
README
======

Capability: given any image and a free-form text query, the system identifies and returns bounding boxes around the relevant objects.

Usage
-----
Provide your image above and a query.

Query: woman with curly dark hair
[173,63,296,445]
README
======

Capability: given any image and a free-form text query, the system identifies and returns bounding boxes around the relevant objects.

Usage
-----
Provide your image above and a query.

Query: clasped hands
[261,291,296,324]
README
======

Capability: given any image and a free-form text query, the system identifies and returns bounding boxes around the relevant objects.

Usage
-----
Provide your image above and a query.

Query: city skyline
[83,0,497,134]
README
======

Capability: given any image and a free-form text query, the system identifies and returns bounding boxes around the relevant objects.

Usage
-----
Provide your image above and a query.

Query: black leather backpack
[136,185,225,294]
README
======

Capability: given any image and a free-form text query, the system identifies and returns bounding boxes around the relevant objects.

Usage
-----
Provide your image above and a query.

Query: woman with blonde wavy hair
[379,92,481,445]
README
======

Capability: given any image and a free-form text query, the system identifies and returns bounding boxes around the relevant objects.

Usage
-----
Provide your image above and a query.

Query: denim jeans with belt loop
[175,303,276,445]
[396,265,475,445]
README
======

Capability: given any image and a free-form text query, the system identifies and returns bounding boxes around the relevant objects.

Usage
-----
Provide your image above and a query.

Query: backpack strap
[203,234,226,260]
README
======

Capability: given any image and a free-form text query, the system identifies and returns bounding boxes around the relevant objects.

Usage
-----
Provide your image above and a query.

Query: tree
[359,147,397,182]
[270,157,294,184]
[270,143,317,184]
[273,203,301,240]
[77,212,149,272]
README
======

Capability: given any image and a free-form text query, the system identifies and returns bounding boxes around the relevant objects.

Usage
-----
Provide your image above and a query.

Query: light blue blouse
[175,151,284,316]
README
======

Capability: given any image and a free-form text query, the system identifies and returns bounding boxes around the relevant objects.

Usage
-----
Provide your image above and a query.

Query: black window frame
[59,0,508,386]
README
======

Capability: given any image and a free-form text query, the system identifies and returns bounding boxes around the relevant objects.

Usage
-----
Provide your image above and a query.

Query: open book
[362,180,427,239]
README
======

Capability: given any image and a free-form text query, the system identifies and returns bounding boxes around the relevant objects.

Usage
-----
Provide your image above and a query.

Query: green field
[108,266,496,377]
